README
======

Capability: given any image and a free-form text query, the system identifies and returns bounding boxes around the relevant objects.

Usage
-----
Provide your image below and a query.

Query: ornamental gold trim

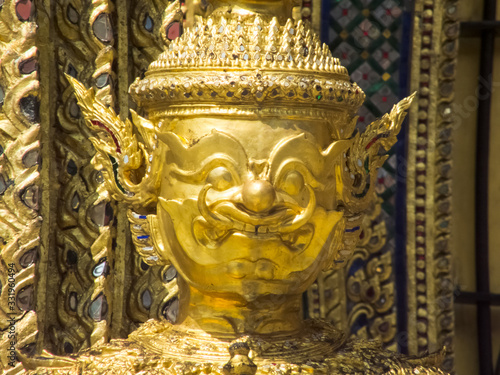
[0,1,40,373]
[407,0,458,372]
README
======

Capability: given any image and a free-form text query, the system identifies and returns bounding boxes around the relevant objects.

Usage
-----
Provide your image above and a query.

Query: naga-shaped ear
[66,75,161,208]
[338,92,416,214]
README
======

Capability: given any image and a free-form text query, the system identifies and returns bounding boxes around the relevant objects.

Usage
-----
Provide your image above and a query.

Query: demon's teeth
[258,226,267,234]
[244,224,254,232]
[233,222,244,231]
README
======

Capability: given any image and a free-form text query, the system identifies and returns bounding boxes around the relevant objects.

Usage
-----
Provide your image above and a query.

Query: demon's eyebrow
[156,130,248,174]
[169,156,242,185]
[268,134,325,178]
[268,134,349,182]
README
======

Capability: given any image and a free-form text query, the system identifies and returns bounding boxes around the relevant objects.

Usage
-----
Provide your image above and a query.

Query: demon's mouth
[192,184,316,251]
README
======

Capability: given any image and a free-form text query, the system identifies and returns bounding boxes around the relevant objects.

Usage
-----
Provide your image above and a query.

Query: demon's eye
[280,170,304,196]
[206,167,234,191]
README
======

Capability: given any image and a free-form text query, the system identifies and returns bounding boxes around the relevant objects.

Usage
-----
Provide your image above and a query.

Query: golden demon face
[153,118,350,299]
[67,72,413,303]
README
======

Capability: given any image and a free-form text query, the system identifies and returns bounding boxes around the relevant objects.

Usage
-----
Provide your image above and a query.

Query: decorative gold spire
[129,0,364,117]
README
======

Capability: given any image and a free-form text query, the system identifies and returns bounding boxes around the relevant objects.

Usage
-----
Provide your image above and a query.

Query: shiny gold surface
[24,320,449,375]
[0,0,456,374]
[40,0,121,356]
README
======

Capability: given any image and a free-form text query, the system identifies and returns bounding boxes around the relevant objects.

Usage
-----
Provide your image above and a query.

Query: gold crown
[129,6,366,118]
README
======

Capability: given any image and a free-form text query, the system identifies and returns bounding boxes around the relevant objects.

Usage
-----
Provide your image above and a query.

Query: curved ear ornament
[338,92,416,215]
[328,93,415,269]
[67,75,166,265]
[128,210,170,266]
[66,75,160,208]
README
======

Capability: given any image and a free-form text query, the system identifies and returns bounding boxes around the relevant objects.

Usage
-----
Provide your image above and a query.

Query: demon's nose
[241,180,276,213]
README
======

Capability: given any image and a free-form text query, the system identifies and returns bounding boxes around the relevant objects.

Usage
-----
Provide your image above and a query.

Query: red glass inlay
[366,136,379,150]
[91,120,121,153]
[16,0,33,21]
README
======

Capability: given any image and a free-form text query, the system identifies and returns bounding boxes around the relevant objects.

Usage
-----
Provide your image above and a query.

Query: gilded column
[0,1,40,373]
[407,0,458,372]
